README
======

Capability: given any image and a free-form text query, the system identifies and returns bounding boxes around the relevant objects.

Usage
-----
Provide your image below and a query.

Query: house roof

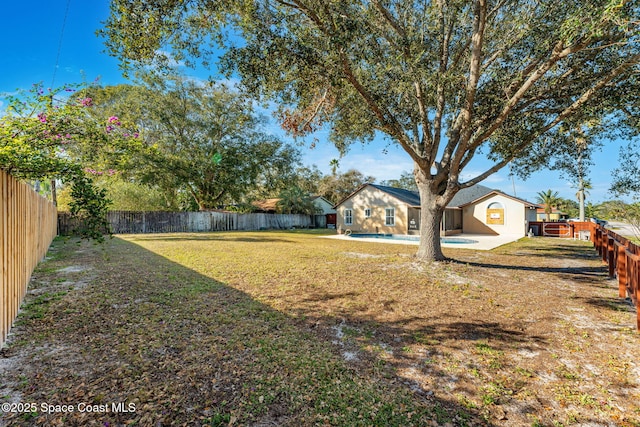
[448,184,494,207]
[252,198,281,212]
[369,184,421,206]
[455,189,541,209]
[309,195,334,206]
[334,183,539,209]
[253,195,333,213]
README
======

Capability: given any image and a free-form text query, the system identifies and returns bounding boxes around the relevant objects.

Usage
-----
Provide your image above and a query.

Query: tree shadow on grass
[125,231,298,244]
[453,260,607,281]
[577,295,636,314]
[1,236,497,427]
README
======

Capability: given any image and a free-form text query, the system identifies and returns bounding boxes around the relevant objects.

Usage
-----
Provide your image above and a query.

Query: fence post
[607,236,615,278]
[618,243,627,298]
[633,257,640,331]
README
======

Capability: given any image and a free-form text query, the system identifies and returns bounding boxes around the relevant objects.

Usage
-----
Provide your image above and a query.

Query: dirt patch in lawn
[1,232,638,426]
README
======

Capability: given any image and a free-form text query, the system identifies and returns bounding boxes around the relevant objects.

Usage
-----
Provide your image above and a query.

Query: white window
[385,208,395,226]
[344,209,353,225]
[364,208,371,218]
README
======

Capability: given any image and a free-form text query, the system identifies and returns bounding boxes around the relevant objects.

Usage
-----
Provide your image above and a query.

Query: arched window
[488,202,504,209]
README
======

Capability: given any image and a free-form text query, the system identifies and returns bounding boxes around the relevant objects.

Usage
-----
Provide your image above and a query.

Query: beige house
[535,205,568,222]
[334,184,540,237]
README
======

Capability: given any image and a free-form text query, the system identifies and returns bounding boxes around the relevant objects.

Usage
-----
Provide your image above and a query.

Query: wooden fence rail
[591,223,640,330]
[1,170,58,348]
[58,211,322,235]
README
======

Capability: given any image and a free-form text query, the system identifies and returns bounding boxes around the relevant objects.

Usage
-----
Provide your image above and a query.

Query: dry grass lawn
[1,230,638,426]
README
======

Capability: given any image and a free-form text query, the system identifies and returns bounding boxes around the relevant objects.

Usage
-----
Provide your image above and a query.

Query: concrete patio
[323,233,524,250]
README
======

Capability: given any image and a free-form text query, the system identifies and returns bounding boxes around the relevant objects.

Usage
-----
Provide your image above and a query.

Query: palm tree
[575,179,592,221]
[536,189,561,221]
[329,159,340,176]
[276,186,319,215]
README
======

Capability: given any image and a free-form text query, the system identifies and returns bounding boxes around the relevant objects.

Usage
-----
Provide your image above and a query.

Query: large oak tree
[103,0,639,260]
[81,76,300,210]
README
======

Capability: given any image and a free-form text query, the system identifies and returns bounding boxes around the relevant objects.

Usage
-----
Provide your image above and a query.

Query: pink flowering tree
[0,82,140,241]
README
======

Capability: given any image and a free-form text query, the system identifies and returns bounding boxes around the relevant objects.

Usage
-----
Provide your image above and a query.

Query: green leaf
[212,152,222,165]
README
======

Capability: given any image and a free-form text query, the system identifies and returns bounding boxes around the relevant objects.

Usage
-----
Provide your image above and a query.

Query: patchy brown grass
[1,231,638,426]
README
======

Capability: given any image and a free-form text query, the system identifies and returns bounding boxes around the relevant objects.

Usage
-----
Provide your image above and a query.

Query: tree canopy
[318,169,375,204]
[103,0,640,260]
[81,76,301,210]
[380,171,419,192]
[0,82,139,240]
[611,141,640,199]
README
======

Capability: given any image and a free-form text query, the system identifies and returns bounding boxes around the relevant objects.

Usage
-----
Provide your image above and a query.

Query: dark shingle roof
[448,184,495,207]
[369,183,495,208]
[369,184,421,206]
[338,183,538,209]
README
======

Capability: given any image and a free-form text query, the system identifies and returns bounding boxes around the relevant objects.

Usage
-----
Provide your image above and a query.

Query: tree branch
[462,52,640,188]
[474,38,593,144]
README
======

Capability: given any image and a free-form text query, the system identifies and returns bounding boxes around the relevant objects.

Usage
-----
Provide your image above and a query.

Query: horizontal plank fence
[591,223,640,330]
[1,170,58,348]
[58,211,317,235]
[528,221,592,239]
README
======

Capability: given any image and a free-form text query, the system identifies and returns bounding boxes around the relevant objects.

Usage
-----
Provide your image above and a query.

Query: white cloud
[460,169,506,185]
[339,151,413,182]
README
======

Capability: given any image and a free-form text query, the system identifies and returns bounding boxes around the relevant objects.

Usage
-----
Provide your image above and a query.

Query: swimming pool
[348,233,478,244]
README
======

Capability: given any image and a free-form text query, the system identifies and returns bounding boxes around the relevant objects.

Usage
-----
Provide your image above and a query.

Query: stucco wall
[461,194,529,236]
[536,212,563,221]
[336,186,408,234]
[313,198,336,215]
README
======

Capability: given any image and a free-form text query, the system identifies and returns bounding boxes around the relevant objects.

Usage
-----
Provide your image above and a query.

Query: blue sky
[0,0,630,204]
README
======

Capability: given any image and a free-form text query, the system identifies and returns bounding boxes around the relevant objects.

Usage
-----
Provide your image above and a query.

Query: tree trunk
[578,178,585,221]
[415,178,448,262]
[50,179,57,207]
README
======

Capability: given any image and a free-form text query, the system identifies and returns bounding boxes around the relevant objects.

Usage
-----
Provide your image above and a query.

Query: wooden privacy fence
[1,170,58,347]
[591,223,640,330]
[58,210,318,235]
[528,221,592,239]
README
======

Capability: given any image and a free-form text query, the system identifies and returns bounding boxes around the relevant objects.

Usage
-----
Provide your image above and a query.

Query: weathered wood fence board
[591,223,640,330]
[1,170,58,348]
[58,211,316,235]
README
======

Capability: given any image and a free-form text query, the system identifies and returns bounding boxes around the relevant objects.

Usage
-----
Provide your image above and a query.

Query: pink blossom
[79,97,93,107]
[37,113,47,123]
[107,116,121,125]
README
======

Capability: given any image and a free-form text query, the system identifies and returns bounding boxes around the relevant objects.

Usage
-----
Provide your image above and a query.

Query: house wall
[336,186,408,234]
[313,199,336,215]
[536,212,563,221]
[462,194,528,236]
[442,209,463,236]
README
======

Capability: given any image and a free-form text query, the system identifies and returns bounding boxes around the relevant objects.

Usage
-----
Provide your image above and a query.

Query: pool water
[349,233,478,244]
